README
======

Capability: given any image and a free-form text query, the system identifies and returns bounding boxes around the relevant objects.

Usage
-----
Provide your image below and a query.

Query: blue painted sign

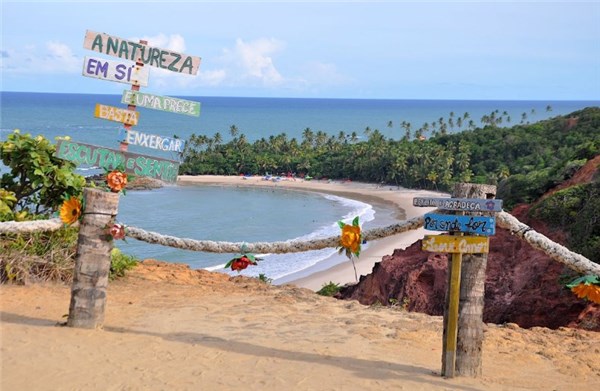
[413,197,503,212]
[424,213,495,236]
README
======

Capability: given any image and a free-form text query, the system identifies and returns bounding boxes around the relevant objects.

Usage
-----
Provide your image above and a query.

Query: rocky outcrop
[337,228,600,331]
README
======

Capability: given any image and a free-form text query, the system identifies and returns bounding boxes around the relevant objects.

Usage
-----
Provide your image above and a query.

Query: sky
[1,0,599,100]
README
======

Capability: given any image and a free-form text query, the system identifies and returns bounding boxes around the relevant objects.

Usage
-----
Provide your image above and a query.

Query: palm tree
[229,125,239,138]
[213,132,223,145]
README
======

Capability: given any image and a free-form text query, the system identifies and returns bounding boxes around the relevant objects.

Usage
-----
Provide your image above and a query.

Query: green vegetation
[317,281,341,296]
[0,130,137,283]
[0,230,138,284]
[530,182,600,262]
[109,248,139,280]
[1,131,85,221]
[181,108,599,198]
[257,273,273,284]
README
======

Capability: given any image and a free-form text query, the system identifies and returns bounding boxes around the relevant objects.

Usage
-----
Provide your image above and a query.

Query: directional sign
[84,30,201,75]
[94,104,139,126]
[121,90,200,117]
[82,56,149,86]
[424,213,495,236]
[55,139,179,183]
[422,235,489,254]
[124,130,184,153]
[413,197,503,212]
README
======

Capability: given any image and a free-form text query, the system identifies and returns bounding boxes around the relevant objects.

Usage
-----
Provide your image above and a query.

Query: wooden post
[67,188,119,328]
[445,183,496,377]
[120,39,147,152]
[443,251,462,377]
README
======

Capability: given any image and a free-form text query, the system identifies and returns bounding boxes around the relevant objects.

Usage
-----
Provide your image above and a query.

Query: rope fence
[1,211,599,276]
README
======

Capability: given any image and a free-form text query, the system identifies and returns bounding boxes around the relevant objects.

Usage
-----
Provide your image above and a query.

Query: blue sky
[1,1,599,100]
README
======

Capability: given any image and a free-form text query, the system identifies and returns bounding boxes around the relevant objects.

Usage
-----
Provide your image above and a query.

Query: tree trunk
[442,183,496,377]
[67,188,119,329]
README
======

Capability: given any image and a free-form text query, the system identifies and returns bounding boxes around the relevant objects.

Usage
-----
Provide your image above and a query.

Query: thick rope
[2,212,598,276]
[0,218,64,234]
[496,211,600,276]
[125,215,425,254]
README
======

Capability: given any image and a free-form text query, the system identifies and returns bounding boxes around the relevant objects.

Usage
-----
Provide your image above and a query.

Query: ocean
[1,91,598,281]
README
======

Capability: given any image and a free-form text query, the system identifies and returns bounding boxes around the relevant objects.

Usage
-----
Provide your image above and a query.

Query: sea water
[2,92,598,280]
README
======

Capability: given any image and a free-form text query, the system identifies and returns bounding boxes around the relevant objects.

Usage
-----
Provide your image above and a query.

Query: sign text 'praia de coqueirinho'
[55,139,179,183]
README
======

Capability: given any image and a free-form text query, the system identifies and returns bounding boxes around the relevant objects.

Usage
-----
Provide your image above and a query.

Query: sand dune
[1,261,598,390]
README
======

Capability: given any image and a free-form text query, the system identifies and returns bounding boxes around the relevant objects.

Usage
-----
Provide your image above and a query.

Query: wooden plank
[124,130,184,153]
[422,235,489,254]
[413,197,503,212]
[424,213,496,236]
[55,139,179,183]
[121,90,200,117]
[444,252,462,378]
[84,30,201,75]
[94,104,139,126]
[82,56,149,86]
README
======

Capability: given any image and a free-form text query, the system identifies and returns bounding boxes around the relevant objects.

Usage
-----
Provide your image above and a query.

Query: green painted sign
[121,90,200,117]
[55,139,179,183]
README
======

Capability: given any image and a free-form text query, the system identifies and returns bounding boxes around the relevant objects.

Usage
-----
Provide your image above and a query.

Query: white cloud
[213,38,285,87]
[1,41,80,74]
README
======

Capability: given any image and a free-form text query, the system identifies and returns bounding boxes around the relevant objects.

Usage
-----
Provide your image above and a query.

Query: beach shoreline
[177,175,444,290]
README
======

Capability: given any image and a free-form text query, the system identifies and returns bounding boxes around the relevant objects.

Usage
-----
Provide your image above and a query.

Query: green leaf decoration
[352,216,360,226]
[224,259,234,269]
[337,220,345,229]
[566,274,600,288]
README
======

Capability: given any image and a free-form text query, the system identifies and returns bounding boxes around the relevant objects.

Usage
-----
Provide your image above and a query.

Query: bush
[109,248,138,280]
[317,281,341,296]
[0,229,139,284]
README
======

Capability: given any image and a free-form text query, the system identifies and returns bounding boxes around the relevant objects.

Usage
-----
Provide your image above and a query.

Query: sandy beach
[177,175,443,290]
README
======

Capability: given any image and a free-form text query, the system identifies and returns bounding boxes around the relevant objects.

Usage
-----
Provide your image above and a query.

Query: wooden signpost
[84,30,201,75]
[415,186,501,378]
[124,129,184,153]
[94,104,140,126]
[422,235,490,254]
[413,197,502,212]
[56,139,179,183]
[65,28,200,330]
[424,213,495,235]
[83,56,149,86]
[121,90,200,117]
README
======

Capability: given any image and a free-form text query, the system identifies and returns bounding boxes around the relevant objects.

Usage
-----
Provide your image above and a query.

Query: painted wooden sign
[82,56,149,86]
[124,130,184,153]
[424,213,496,236]
[121,90,200,117]
[84,30,201,75]
[94,104,139,126]
[422,235,490,254]
[55,139,179,183]
[413,197,503,212]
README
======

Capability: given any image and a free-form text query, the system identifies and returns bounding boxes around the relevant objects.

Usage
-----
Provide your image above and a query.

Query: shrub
[317,281,341,296]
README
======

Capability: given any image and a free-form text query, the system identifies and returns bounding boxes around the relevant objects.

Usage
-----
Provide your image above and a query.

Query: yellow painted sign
[94,104,139,126]
[422,235,489,254]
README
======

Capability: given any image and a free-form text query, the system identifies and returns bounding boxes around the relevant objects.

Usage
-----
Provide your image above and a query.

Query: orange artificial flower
[107,170,128,193]
[571,283,600,304]
[59,197,82,225]
[341,224,361,254]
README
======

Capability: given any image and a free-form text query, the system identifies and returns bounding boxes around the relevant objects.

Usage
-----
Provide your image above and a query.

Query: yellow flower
[59,197,82,225]
[341,224,361,254]
[107,170,128,193]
